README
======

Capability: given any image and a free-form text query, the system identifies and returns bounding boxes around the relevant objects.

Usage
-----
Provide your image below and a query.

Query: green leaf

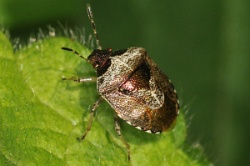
[0,31,210,165]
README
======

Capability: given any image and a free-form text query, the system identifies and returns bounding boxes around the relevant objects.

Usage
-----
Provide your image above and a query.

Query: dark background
[1,0,249,165]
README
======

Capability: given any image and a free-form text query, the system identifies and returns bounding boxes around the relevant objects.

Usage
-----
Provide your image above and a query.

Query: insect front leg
[79,96,103,140]
[114,114,131,161]
[62,76,97,83]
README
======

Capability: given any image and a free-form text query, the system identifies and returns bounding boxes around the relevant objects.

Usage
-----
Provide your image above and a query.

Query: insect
[62,3,179,161]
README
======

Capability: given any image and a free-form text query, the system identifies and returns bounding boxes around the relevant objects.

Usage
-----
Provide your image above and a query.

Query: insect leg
[114,114,131,161]
[62,76,97,83]
[79,96,103,140]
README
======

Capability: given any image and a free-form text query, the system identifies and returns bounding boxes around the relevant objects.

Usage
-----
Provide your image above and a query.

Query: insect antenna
[86,3,102,50]
[61,47,88,61]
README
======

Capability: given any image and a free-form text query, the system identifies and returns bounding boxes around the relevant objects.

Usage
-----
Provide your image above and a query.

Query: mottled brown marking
[88,47,179,133]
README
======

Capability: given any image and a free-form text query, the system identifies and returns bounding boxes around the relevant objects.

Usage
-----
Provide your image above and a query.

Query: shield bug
[62,3,179,161]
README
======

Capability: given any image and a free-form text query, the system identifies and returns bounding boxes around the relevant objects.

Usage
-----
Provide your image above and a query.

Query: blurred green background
[1,0,249,165]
